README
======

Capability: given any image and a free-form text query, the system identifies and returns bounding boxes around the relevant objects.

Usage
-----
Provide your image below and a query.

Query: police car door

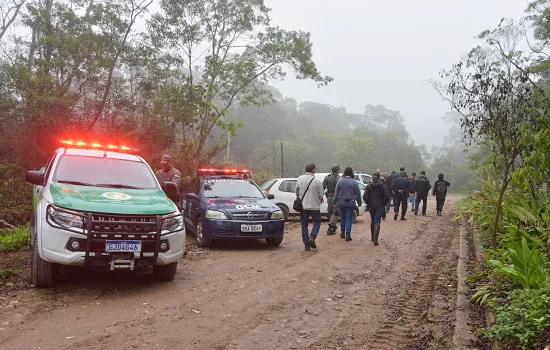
[183,179,200,228]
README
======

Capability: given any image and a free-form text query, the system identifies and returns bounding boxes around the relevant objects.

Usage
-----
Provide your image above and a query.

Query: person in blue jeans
[333,167,362,241]
[295,163,325,251]
[363,171,390,246]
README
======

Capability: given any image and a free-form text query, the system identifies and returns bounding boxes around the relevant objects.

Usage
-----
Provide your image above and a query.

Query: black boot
[401,214,407,220]
[370,224,374,242]
[327,223,336,235]
[394,213,398,220]
[373,224,380,246]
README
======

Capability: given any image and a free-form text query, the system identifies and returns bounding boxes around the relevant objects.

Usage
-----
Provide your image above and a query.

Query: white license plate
[105,240,142,252]
[241,224,263,233]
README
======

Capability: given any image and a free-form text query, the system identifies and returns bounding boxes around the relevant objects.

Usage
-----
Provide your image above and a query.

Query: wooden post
[280,142,286,177]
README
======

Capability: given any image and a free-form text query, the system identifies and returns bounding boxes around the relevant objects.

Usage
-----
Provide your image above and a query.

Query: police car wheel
[152,262,177,281]
[265,236,283,247]
[195,219,211,248]
[31,234,57,288]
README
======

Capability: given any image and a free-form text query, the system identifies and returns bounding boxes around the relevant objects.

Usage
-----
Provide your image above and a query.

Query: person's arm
[363,186,369,204]
[427,180,432,192]
[316,180,324,203]
[322,176,328,191]
[173,170,182,186]
[432,181,437,196]
[295,179,300,198]
[383,184,390,204]
[333,180,341,203]
[354,182,362,206]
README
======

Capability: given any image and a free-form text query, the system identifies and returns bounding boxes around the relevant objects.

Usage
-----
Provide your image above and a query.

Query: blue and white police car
[182,168,285,248]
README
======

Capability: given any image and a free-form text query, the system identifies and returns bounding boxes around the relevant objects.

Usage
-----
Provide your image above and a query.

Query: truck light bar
[198,168,250,175]
[61,140,137,152]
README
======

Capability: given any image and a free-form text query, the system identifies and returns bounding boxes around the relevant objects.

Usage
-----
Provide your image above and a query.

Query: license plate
[105,240,142,252]
[241,224,263,233]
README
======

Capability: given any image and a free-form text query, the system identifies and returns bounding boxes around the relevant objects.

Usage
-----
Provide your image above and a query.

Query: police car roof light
[198,168,250,175]
[61,140,137,153]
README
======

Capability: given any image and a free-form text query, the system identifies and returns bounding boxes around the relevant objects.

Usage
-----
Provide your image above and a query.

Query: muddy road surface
[0,196,461,349]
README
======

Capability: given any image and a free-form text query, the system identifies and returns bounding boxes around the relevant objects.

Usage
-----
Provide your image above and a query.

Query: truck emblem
[102,192,132,200]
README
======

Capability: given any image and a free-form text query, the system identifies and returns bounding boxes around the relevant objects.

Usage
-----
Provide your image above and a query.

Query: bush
[485,285,550,349]
[0,225,31,252]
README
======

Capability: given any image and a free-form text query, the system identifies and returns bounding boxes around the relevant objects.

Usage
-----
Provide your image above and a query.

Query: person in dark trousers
[333,167,362,241]
[296,163,325,251]
[413,170,431,216]
[409,172,417,213]
[432,173,451,216]
[379,172,388,220]
[363,171,390,246]
[385,170,396,213]
[323,164,341,235]
[392,167,411,220]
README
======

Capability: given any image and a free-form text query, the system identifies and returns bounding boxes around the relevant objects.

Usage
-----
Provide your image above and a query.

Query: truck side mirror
[25,171,44,186]
[163,181,180,204]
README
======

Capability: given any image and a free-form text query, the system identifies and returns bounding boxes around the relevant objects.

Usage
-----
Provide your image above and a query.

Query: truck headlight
[161,213,184,232]
[46,205,85,233]
[271,210,284,220]
[205,210,227,220]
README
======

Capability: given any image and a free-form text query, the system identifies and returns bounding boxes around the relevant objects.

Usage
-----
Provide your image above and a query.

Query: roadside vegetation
[0,225,31,252]
[441,1,550,348]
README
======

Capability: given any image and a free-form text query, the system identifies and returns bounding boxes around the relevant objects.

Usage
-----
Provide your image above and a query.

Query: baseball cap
[161,154,172,164]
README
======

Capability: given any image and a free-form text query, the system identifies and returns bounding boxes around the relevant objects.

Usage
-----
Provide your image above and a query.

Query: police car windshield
[54,155,158,190]
[204,179,264,198]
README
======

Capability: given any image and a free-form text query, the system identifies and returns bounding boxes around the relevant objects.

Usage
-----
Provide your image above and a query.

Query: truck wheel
[31,235,57,288]
[153,262,177,281]
[265,236,283,247]
[276,204,289,221]
[195,218,211,248]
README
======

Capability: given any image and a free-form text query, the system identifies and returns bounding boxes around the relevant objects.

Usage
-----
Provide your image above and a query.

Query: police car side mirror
[163,181,180,204]
[25,170,44,186]
[186,193,198,200]
[266,194,275,200]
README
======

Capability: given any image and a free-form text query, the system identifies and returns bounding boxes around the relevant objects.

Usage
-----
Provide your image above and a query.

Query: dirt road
[0,196,461,350]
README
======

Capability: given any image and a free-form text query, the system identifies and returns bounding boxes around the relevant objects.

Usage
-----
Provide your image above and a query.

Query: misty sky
[265,0,528,149]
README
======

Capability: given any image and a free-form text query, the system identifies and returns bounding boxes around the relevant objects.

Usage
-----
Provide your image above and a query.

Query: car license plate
[241,224,263,233]
[105,240,142,252]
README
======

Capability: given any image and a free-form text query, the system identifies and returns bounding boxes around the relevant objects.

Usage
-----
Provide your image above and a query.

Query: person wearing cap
[323,164,341,235]
[155,154,181,188]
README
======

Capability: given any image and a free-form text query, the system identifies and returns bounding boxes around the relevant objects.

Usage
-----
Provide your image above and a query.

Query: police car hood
[49,183,175,215]
[205,197,276,213]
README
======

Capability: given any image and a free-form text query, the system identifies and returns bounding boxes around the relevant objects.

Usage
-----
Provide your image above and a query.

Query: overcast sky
[265,0,528,149]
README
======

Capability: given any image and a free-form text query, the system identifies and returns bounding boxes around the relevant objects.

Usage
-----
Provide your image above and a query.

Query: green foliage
[484,285,550,349]
[489,237,548,289]
[250,170,274,188]
[0,269,17,279]
[0,225,31,252]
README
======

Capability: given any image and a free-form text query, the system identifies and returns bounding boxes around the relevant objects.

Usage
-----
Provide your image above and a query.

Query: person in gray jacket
[333,167,362,241]
[296,163,324,251]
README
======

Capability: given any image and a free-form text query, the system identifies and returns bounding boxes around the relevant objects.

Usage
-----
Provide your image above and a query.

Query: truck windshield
[53,155,158,190]
[204,179,264,198]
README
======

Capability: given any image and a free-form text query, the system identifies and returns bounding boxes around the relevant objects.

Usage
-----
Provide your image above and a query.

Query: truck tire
[31,235,57,288]
[265,236,284,247]
[153,262,177,281]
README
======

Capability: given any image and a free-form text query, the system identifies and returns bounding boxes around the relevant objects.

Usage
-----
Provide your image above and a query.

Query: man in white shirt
[295,163,324,251]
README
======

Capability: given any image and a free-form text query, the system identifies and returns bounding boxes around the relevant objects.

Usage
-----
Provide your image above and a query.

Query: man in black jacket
[433,173,451,216]
[413,170,431,216]
[363,172,390,246]
[392,168,411,220]
[385,170,396,213]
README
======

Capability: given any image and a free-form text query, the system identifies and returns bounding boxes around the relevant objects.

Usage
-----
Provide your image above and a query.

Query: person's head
[376,168,381,173]
[420,170,426,176]
[161,154,172,171]
[438,173,444,180]
[400,167,405,172]
[331,164,340,173]
[305,163,316,174]
[372,171,381,183]
[343,167,354,177]
[391,170,396,175]
[411,172,416,178]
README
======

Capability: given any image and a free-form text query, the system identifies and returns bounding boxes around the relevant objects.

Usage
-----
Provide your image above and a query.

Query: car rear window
[260,180,277,191]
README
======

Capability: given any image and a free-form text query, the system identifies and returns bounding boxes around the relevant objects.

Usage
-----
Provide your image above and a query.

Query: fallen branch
[0,220,16,229]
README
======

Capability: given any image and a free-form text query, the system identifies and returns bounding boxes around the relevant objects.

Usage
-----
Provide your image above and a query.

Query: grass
[0,224,31,252]
[0,268,17,279]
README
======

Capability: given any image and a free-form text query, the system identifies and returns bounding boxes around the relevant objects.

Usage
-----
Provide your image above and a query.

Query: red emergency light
[61,140,137,153]
[198,168,250,176]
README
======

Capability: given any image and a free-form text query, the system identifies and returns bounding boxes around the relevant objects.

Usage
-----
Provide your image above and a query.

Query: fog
[265,0,527,148]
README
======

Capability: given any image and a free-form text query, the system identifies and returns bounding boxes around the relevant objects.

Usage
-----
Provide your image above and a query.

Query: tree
[147,0,332,170]
[0,0,26,41]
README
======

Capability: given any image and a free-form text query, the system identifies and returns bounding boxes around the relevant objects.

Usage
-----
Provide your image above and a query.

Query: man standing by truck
[323,164,341,235]
[156,154,181,188]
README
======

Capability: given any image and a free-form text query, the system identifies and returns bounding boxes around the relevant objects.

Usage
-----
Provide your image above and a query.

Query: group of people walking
[295,163,451,252]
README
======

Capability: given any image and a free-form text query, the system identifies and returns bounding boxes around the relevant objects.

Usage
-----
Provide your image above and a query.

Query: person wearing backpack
[432,173,451,216]
[363,171,390,246]
[333,167,362,241]
[413,170,431,216]
[295,163,324,251]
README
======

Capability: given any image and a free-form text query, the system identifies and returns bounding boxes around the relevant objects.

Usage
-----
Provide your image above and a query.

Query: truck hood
[204,197,278,213]
[49,183,175,215]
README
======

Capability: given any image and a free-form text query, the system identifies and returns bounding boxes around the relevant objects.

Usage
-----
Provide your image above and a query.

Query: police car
[25,140,186,287]
[182,168,285,248]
